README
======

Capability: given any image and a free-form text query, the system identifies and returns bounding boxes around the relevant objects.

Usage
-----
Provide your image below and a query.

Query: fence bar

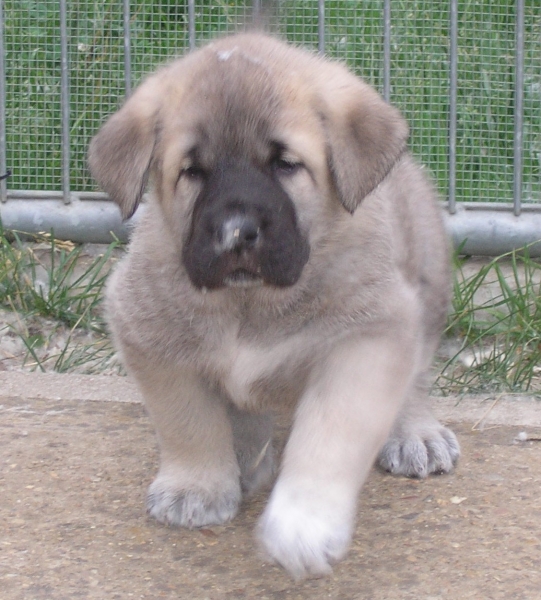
[0,0,7,203]
[513,0,525,216]
[59,0,70,204]
[317,0,325,54]
[382,0,391,102]
[188,0,195,51]
[448,0,458,214]
[4,196,541,255]
[0,197,137,244]
[253,0,261,20]
[444,203,541,257]
[123,0,131,97]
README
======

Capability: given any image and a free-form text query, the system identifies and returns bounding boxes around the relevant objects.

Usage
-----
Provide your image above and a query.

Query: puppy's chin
[223,269,264,288]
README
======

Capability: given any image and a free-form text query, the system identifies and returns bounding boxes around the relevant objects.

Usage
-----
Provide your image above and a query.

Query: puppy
[89,33,460,578]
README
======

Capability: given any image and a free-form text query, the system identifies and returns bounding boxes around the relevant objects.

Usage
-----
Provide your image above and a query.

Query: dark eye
[271,157,302,176]
[180,165,206,180]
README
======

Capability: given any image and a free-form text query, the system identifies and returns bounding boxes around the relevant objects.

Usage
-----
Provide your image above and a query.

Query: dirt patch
[1,391,540,599]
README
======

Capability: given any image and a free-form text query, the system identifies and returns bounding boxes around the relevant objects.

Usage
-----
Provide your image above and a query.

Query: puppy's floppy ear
[88,79,161,219]
[321,76,409,213]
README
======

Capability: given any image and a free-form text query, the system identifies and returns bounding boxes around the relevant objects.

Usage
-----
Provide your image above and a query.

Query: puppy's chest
[213,327,311,409]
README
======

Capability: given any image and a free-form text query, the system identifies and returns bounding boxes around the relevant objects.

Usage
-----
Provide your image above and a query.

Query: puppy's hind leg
[228,405,276,496]
[132,363,242,528]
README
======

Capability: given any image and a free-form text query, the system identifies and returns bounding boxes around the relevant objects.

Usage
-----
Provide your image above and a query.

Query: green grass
[438,249,541,395]
[2,1,540,202]
[0,225,541,395]
[0,226,120,373]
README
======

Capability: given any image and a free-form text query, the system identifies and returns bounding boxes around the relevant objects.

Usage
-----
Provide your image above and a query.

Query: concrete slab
[1,372,540,599]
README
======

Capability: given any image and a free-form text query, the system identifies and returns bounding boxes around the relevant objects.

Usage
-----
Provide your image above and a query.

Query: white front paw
[258,481,353,579]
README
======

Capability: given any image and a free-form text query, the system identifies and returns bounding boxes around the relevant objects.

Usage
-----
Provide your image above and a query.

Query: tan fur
[89,33,459,579]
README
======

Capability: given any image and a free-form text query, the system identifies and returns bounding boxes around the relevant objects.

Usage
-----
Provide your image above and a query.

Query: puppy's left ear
[321,76,409,213]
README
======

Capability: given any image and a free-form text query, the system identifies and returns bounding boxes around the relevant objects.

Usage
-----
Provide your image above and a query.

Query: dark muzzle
[182,162,309,290]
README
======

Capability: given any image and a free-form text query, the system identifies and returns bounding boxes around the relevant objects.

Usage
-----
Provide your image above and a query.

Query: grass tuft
[0,226,121,374]
[438,249,541,395]
[1,224,541,395]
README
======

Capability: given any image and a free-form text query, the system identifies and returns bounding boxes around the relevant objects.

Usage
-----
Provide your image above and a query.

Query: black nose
[216,214,261,253]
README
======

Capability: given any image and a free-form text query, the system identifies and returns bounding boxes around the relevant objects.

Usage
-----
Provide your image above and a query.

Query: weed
[1,224,541,395]
[0,226,120,374]
[438,249,541,395]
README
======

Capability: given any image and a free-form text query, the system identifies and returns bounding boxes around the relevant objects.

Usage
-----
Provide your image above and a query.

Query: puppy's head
[88,34,408,290]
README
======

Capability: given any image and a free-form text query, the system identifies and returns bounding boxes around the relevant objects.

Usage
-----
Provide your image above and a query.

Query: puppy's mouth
[223,268,263,288]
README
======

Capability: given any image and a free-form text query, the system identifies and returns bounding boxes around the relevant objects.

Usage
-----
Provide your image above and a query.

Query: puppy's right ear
[88,81,161,219]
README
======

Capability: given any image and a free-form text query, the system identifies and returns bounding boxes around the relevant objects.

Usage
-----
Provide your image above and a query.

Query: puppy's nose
[216,215,260,253]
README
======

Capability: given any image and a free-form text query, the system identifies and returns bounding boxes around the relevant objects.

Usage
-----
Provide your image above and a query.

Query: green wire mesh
[1,1,540,203]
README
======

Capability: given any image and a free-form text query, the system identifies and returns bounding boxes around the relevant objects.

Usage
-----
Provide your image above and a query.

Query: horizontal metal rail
[2,193,541,256]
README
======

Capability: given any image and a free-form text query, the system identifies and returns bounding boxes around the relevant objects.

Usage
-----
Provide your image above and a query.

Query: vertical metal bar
[318,0,325,54]
[188,0,196,51]
[253,0,262,21]
[0,0,7,203]
[59,0,70,204]
[513,0,525,216]
[448,0,458,214]
[383,0,391,102]
[123,0,131,97]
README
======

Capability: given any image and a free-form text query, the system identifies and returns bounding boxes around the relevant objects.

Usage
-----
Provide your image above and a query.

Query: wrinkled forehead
[160,45,316,164]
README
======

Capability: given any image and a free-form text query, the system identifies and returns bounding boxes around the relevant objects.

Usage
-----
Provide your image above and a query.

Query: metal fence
[0,1,540,253]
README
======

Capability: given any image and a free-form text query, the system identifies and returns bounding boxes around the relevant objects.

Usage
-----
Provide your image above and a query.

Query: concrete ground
[1,371,540,600]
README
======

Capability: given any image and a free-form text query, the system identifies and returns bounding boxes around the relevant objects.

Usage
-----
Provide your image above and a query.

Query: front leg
[131,363,242,528]
[259,334,419,579]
